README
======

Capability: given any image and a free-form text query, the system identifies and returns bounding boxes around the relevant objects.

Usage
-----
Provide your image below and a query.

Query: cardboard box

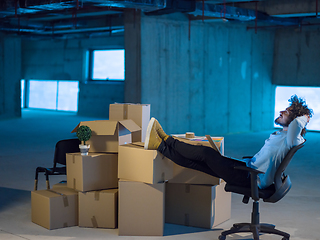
[71,120,141,153]
[118,143,173,184]
[31,188,78,230]
[67,153,118,192]
[79,189,118,229]
[118,180,165,236]
[172,134,224,155]
[169,163,221,185]
[164,135,223,185]
[52,181,68,189]
[165,182,231,229]
[109,103,150,142]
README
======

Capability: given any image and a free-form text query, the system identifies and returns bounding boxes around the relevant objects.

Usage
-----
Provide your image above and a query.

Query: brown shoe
[144,117,162,150]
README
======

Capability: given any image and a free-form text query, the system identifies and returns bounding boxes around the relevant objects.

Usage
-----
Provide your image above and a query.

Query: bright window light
[28,80,57,110]
[275,86,320,131]
[91,49,125,81]
[21,79,25,108]
[26,80,79,112]
[57,81,79,112]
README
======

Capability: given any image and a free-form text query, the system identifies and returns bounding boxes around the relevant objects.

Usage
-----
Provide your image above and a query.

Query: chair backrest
[53,139,81,168]
[274,140,305,189]
[264,140,305,203]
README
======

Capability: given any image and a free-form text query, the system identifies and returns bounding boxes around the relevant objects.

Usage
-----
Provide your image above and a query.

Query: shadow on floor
[0,187,31,211]
[164,223,222,236]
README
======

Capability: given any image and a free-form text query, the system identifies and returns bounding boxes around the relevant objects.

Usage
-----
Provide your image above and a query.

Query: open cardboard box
[109,103,150,142]
[71,120,141,153]
[168,134,224,185]
[172,134,224,155]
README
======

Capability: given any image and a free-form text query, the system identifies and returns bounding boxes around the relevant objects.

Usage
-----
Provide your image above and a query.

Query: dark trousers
[158,136,251,187]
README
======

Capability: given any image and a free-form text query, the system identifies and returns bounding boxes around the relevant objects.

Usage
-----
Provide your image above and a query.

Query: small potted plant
[76,125,92,155]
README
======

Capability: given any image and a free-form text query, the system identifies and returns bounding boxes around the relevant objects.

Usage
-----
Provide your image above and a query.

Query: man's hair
[288,95,313,136]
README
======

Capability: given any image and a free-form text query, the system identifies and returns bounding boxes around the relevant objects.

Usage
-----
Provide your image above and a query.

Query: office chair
[34,138,80,191]
[218,141,305,240]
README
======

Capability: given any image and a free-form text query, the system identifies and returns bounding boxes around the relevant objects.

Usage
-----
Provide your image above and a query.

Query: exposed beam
[233,0,320,17]
[189,1,299,25]
[190,2,256,21]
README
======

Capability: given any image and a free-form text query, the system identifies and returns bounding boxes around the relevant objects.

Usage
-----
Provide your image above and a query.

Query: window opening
[90,49,125,81]
[21,79,79,112]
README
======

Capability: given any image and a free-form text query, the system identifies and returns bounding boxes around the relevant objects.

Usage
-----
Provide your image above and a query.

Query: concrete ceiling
[0,0,320,38]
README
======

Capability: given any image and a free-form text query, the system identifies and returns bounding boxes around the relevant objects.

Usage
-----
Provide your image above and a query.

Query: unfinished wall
[0,35,22,120]
[136,13,275,136]
[1,12,276,134]
[273,27,320,86]
[22,36,125,118]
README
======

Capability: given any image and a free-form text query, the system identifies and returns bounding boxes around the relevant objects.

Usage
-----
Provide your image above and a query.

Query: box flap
[119,119,141,132]
[112,102,150,106]
[71,123,81,133]
[71,120,118,136]
[130,142,145,147]
[205,135,221,155]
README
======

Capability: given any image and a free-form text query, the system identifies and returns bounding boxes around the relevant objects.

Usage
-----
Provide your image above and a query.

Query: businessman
[144,95,312,189]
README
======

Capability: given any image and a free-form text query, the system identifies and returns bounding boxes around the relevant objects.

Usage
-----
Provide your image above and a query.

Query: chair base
[218,222,290,240]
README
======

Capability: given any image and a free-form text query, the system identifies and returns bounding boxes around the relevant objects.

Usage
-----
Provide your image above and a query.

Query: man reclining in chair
[144,95,312,189]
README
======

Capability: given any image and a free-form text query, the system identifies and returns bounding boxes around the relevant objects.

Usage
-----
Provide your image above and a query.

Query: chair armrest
[234,165,265,175]
[233,165,264,201]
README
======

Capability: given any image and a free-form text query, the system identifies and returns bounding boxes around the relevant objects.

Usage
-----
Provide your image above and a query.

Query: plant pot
[79,144,90,156]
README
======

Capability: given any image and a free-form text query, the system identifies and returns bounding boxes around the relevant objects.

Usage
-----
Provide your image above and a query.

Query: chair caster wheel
[218,235,226,240]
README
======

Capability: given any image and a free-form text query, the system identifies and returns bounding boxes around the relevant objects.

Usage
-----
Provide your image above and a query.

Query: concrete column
[124,9,142,103]
[138,13,275,135]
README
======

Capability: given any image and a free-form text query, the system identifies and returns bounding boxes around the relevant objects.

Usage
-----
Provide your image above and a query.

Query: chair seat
[36,166,66,175]
[225,183,275,200]
[47,167,66,175]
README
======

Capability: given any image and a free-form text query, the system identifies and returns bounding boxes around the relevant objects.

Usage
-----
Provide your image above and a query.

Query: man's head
[275,95,313,135]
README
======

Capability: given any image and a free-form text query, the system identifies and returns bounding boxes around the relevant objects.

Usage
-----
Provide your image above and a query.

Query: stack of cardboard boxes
[31,103,146,230]
[31,103,231,235]
[165,135,231,230]
[118,142,174,235]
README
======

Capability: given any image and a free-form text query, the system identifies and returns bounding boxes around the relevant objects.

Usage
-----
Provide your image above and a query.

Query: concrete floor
[0,109,319,240]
